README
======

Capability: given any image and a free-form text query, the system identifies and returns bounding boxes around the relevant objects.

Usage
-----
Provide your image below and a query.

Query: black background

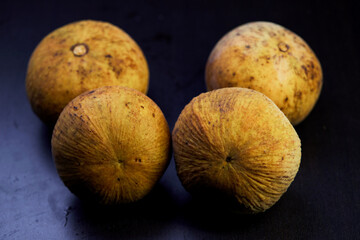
[1,0,359,239]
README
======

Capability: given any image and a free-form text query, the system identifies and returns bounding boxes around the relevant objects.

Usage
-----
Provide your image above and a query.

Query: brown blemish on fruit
[53,51,63,57]
[125,102,131,108]
[295,91,302,100]
[225,156,232,162]
[73,106,78,110]
[245,45,250,49]
[310,61,315,69]
[301,65,308,76]
[152,113,155,117]
[269,32,276,37]
[140,105,144,109]
[70,43,89,57]
[232,72,236,76]
[278,42,289,52]
[284,97,288,103]
[105,54,112,58]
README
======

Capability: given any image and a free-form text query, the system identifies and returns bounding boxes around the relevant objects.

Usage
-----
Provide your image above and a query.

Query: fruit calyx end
[71,43,89,57]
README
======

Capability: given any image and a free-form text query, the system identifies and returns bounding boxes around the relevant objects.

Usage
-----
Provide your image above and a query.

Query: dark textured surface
[1,0,359,239]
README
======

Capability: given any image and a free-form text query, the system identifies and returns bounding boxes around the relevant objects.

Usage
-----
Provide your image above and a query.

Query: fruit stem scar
[71,43,89,57]
[278,42,289,52]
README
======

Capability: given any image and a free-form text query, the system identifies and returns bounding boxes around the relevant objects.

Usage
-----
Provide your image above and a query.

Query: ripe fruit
[52,86,170,204]
[172,88,301,213]
[26,20,149,125]
[205,21,322,125]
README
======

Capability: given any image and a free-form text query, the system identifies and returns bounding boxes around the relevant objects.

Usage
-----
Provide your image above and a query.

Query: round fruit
[205,21,322,125]
[52,86,170,204]
[172,88,301,213]
[26,20,149,125]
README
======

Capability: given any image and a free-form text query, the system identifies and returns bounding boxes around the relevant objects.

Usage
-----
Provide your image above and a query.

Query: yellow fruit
[205,21,322,125]
[172,88,301,213]
[26,20,149,125]
[52,86,170,204]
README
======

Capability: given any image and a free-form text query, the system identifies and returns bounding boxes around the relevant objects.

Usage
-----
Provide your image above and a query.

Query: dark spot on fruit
[282,156,284,160]
[140,105,144,109]
[232,72,236,76]
[245,45,250,49]
[125,102,131,108]
[73,106,78,110]
[249,76,254,81]
[269,32,276,37]
[284,97,288,103]
[88,90,95,94]
[295,91,302,99]
[208,121,211,124]
[105,54,112,58]
[185,141,189,145]
[53,51,62,57]
[310,62,315,69]
[152,113,155,117]
[117,178,120,181]
[226,156,232,162]
[236,32,241,36]
[301,65,308,75]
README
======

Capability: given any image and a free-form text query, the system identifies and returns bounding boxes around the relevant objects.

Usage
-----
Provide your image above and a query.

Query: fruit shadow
[65,182,177,239]
[180,188,316,236]
[38,123,57,172]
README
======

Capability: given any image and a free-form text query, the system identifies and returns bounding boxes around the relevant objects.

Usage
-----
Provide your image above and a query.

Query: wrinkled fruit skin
[26,20,149,125]
[172,88,301,213]
[52,86,171,204]
[206,21,323,125]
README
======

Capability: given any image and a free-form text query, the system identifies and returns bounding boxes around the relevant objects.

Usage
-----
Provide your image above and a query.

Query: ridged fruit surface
[52,86,170,204]
[172,88,301,213]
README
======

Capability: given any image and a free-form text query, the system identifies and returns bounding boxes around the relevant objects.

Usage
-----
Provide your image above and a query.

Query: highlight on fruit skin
[26,19,149,125]
[172,88,301,213]
[205,21,323,125]
[51,86,171,204]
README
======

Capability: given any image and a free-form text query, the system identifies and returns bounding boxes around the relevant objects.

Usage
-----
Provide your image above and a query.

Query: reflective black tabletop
[1,0,359,239]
